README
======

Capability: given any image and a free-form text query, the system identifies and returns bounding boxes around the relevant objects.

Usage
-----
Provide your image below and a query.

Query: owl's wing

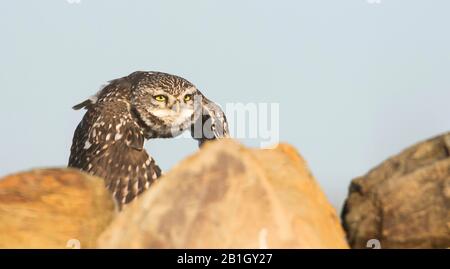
[69,102,161,208]
[190,94,230,147]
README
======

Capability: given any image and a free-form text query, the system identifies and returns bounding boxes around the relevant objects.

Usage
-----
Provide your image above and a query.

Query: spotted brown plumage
[68,71,229,208]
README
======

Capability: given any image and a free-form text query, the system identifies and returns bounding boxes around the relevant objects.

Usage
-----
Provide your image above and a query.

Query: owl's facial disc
[149,88,197,126]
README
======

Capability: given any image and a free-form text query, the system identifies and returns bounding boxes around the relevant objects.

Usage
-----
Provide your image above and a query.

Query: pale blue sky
[1,1,449,210]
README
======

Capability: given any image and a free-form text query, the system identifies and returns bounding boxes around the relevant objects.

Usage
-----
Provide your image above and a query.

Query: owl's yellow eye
[154,95,166,102]
[184,94,192,102]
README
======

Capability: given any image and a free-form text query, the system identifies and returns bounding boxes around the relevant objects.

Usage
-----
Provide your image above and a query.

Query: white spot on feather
[115,133,123,141]
[84,140,92,149]
[133,181,139,192]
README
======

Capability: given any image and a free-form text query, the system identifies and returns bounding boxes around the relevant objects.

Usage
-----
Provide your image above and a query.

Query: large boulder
[98,140,348,248]
[0,168,116,248]
[342,133,450,248]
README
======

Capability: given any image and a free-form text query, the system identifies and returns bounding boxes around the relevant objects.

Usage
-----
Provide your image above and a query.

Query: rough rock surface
[342,133,450,249]
[0,168,116,248]
[98,140,348,248]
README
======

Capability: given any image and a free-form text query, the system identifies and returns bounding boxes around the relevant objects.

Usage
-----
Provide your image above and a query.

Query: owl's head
[130,72,200,136]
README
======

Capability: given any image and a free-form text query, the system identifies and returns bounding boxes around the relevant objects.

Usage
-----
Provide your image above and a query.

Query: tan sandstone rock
[342,132,450,248]
[0,168,117,248]
[98,140,348,249]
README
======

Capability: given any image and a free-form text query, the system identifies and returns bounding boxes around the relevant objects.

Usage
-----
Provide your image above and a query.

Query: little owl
[68,71,229,208]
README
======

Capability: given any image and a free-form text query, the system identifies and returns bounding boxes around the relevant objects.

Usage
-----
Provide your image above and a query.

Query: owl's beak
[171,102,181,113]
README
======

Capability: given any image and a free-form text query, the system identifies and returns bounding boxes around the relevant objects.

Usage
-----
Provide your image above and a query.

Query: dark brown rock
[342,133,450,248]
